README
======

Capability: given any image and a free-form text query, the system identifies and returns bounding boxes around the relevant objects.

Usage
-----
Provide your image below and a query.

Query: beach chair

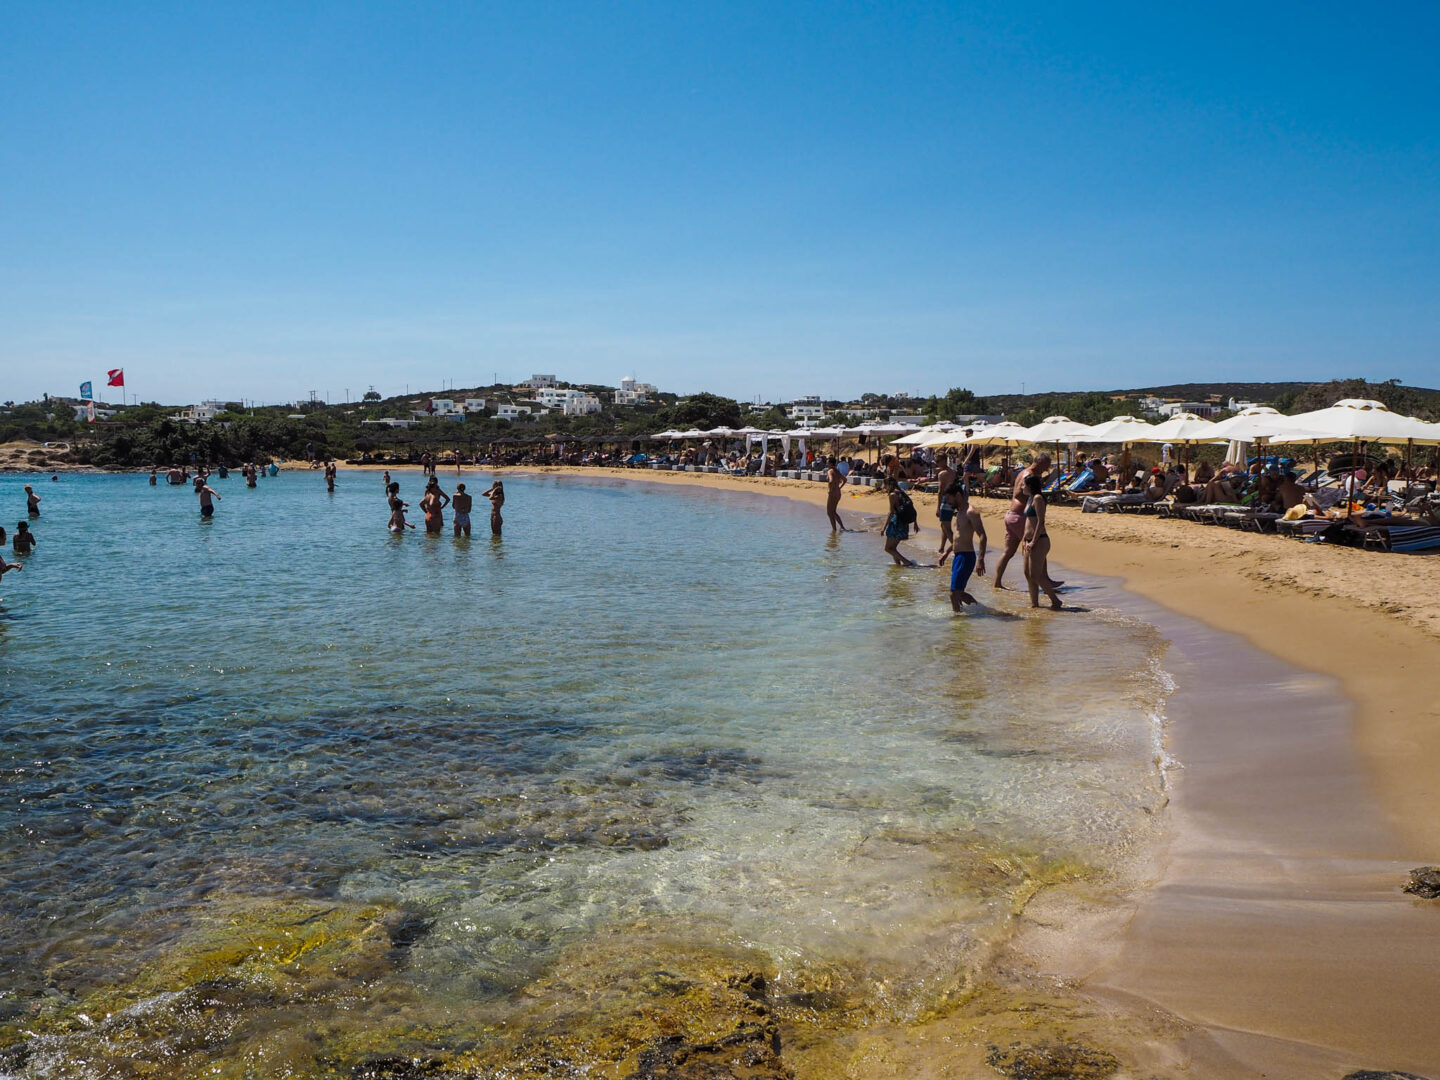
[1387,525,1440,554]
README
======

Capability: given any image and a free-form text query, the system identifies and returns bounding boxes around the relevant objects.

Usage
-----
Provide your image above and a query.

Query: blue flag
[80,381,93,400]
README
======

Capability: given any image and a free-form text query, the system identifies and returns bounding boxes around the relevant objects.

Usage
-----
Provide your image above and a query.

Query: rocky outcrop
[986,1041,1121,1080]
[1401,866,1440,899]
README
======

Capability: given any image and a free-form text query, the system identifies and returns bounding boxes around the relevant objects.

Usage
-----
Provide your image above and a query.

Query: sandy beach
[488,463,1440,1075]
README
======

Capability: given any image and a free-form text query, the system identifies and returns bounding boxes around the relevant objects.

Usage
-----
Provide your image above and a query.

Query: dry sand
[497,464,1440,1076]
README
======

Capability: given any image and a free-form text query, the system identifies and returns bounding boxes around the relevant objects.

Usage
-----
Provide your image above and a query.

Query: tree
[923,387,991,422]
[661,392,743,429]
[363,390,382,402]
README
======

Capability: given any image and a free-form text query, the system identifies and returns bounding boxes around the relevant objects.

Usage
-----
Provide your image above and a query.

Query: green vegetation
[4,378,1437,469]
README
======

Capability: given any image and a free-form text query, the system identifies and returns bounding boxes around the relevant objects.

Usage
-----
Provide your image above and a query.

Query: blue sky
[2,1,1437,406]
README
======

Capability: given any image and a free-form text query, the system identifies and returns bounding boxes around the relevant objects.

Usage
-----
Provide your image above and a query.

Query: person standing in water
[881,478,917,567]
[387,482,413,532]
[149,469,158,486]
[480,479,504,536]
[197,480,221,520]
[13,521,37,554]
[825,457,848,532]
[324,460,337,493]
[242,462,257,488]
[993,453,1052,590]
[451,483,473,537]
[1022,473,1063,610]
[946,488,987,611]
[419,477,450,534]
[23,485,40,517]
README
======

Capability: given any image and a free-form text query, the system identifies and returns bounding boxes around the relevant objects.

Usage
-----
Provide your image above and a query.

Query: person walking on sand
[196,480,221,520]
[994,454,1062,590]
[1021,474,1063,610]
[451,483,473,537]
[947,487,988,611]
[387,482,414,532]
[23,485,40,517]
[825,457,848,532]
[420,477,450,534]
[881,478,917,567]
[481,480,505,536]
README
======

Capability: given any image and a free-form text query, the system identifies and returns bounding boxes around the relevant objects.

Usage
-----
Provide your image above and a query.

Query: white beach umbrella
[891,424,948,446]
[649,429,683,440]
[1016,415,1096,443]
[1204,406,1291,442]
[1265,399,1440,445]
[1131,412,1222,471]
[1265,399,1440,482]
[1013,415,1096,471]
[1072,414,1157,444]
[1205,406,1293,468]
[705,426,739,438]
[1133,413,1222,443]
[1070,415,1156,479]
[961,420,1030,446]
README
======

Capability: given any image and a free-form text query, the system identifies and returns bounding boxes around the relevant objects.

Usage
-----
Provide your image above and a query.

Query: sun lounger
[1387,525,1440,554]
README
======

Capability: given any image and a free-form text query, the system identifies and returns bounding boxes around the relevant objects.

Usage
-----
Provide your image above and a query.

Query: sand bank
[494,464,1440,1076]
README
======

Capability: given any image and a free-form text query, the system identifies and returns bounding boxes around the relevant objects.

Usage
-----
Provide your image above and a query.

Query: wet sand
[497,464,1440,1076]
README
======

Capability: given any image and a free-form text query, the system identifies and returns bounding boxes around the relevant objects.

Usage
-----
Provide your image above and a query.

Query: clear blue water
[0,469,1170,1076]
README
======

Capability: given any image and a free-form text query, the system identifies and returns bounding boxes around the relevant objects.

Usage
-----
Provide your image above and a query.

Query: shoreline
[492,464,1440,1074]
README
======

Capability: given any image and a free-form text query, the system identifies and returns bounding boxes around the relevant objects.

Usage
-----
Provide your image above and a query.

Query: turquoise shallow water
[0,469,1170,1075]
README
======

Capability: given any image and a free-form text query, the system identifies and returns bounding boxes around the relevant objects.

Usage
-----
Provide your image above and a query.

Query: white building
[613,376,658,405]
[517,374,558,389]
[532,387,602,415]
[464,398,490,413]
[360,418,419,429]
[1228,397,1261,413]
[1158,401,1222,418]
[173,401,224,423]
[494,404,533,421]
[788,403,825,421]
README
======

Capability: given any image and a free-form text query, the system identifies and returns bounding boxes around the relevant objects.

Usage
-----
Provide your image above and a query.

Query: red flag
[107,368,125,387]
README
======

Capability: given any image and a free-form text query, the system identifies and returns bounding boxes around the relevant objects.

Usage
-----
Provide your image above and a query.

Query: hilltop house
[172,401,224,423]
[613,376,658,405]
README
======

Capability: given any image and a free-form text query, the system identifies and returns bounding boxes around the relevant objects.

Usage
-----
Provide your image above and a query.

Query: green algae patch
[1,894,432,1078]
[439,931,792,1079]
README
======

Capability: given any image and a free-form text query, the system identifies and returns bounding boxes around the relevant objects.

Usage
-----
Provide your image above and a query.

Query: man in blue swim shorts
[948,488,988,611]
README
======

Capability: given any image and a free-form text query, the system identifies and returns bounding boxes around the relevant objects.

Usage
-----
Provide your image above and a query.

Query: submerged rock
[1401,866,1440,899]
[986,1041,1121,1080]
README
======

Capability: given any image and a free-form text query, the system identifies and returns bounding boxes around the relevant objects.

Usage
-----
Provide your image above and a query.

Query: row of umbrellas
[888,400,1440,450]
[650,422,922,441]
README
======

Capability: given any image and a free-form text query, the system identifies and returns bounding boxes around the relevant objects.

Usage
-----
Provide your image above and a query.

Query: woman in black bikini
[1022,473,1063,610]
